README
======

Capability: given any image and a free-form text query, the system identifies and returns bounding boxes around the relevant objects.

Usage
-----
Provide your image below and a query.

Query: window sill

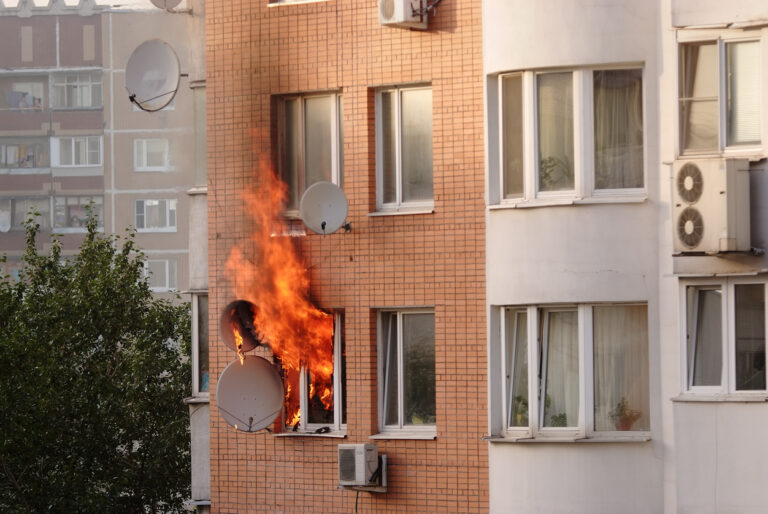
[368,208,435,217]
[490,195,647,210]
[183,395,210,405]
[268,0,328,6]
[370,430,436,440]
[137,228,177,233]
[672,393,768,403]
[484,434,651,443]
[274,430,347,438]
[678,148,764,162]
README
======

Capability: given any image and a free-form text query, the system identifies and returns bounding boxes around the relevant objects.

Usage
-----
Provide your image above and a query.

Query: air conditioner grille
[338,448,357,483]
[380,0,395,20]
[676,162,704,204]
[677,207,704,249]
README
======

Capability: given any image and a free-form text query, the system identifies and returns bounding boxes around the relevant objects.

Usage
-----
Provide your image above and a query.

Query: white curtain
[542,310,579,428]
[679,42,719,151]
[593,305,649,431]
[687,287,722,387]
[727,41,761,146]
[594,69,643,189]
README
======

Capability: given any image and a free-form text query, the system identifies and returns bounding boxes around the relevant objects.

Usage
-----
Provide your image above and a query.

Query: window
[7,82,44,110]
[277,92,343,211]
[501,304,649,438]
[53,136,101,167]
[378,310,436,435]
[134,138,170,171]
[144,259,177,292]
[684,279,766,393]
[679,38,761,153]
[497,67,644,202]
[283,313,346,433]
[51,71,102,108]
[376,85,433,211]
[53,196,102,229]
[135,199,177,232]
[191,293,209,396]
[5,197,50,230]
[0,138,49,169]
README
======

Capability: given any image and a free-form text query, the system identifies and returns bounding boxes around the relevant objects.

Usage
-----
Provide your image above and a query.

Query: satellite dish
[220,299,263,354]
[217,356,283,432]
[300,181,348,235]
[125,40,180,112]
[150,0,183,9]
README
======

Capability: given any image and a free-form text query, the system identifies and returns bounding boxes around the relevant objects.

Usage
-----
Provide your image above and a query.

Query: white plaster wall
[672,0,768,27]
[483,0,664,511]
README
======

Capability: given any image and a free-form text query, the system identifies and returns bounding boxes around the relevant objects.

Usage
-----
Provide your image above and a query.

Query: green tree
[0,215,191,513]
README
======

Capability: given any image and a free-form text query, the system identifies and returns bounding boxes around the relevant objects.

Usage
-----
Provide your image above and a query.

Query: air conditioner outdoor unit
[673,158,750,254]
[378,0,427,30]
[338,443,378,486]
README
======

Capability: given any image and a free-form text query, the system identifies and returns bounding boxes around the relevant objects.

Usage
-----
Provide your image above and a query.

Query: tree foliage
[0,215,191,513]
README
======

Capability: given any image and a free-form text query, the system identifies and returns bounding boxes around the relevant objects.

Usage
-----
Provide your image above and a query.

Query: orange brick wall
[206,0,487,511]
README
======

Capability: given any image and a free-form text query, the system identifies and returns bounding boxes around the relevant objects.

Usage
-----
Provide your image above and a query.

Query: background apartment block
[206,0,487,511]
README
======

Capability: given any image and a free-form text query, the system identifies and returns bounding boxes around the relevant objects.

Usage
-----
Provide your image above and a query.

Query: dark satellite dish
[299,181,348,235]
[125,40,180,112]
[220,299,262,354]
[217,356,283,432]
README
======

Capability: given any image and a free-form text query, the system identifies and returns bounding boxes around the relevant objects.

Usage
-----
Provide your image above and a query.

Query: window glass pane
[381,91,398,204]
[594,69,644,189]
[340,317,346,425]
[541,310,578,427]
[687,286,722,386]
[382,312,399,426]
[197,295,209,392]
[505,309,528,427]
[726,41,761,146]
[502,75,524,198]
[145,139,167,168]
[304,96,332,186]
[338,99,344,189]
[400,88,433,203]
[147,260,167,289]
[593,305,649,431]
[307,367,334,424]
[680,42,719,151]
[135,200,144,228]
[281,99,300,210]
[402,312,435,426]
[60,138,73,165]
[87,137,100,165]
[135,140,144,168]
[735,284,766,390]
[537,72,574,191]
[144,199,165,228]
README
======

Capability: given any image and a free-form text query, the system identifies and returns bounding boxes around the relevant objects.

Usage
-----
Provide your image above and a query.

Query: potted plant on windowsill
[609,397,642,431]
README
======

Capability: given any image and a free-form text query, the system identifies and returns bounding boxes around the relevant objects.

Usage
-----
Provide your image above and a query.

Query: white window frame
[374,85,434,213]
[135,199,177,232]
[500,303,650,441]
[375,309,437,439]
[680,277,768,397]
[276,92,343,213]
[191,292,209,397]
[495,66,646,206]
[677,31,763,157]
[283,312,345,434]
[51,71,102,109]
[134,138,170,172]
[52,136,102,167]
[144,259,177,292]
[52,195,103,232]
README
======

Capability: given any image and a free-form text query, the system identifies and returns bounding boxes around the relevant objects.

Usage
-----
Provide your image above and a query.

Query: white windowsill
[672,393,768,403]
[370,430,437,440]
[484,434,651,443]
[274,430,347,438]
[183,395,210,405]
[368,208,435,217]
[490,195,647,210]
[137,228,177,233]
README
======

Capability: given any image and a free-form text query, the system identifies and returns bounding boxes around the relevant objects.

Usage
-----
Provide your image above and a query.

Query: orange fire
[225,148,335,428]
[232,323,245,365]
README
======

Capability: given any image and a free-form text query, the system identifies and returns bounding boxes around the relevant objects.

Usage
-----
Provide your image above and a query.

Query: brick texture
[206,0,487,511]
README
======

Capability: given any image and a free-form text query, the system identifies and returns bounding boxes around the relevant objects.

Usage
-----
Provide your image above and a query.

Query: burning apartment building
[205,0,487,511]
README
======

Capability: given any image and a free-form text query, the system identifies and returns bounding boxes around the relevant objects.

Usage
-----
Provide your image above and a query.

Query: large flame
[225,152,335,428]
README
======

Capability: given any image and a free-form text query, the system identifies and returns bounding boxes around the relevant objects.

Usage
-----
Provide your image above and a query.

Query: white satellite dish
[217,356,283,432]
[220,299,262,354]
[300,181,348,235]
[150,0,183,9]
[125,40,180,112]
